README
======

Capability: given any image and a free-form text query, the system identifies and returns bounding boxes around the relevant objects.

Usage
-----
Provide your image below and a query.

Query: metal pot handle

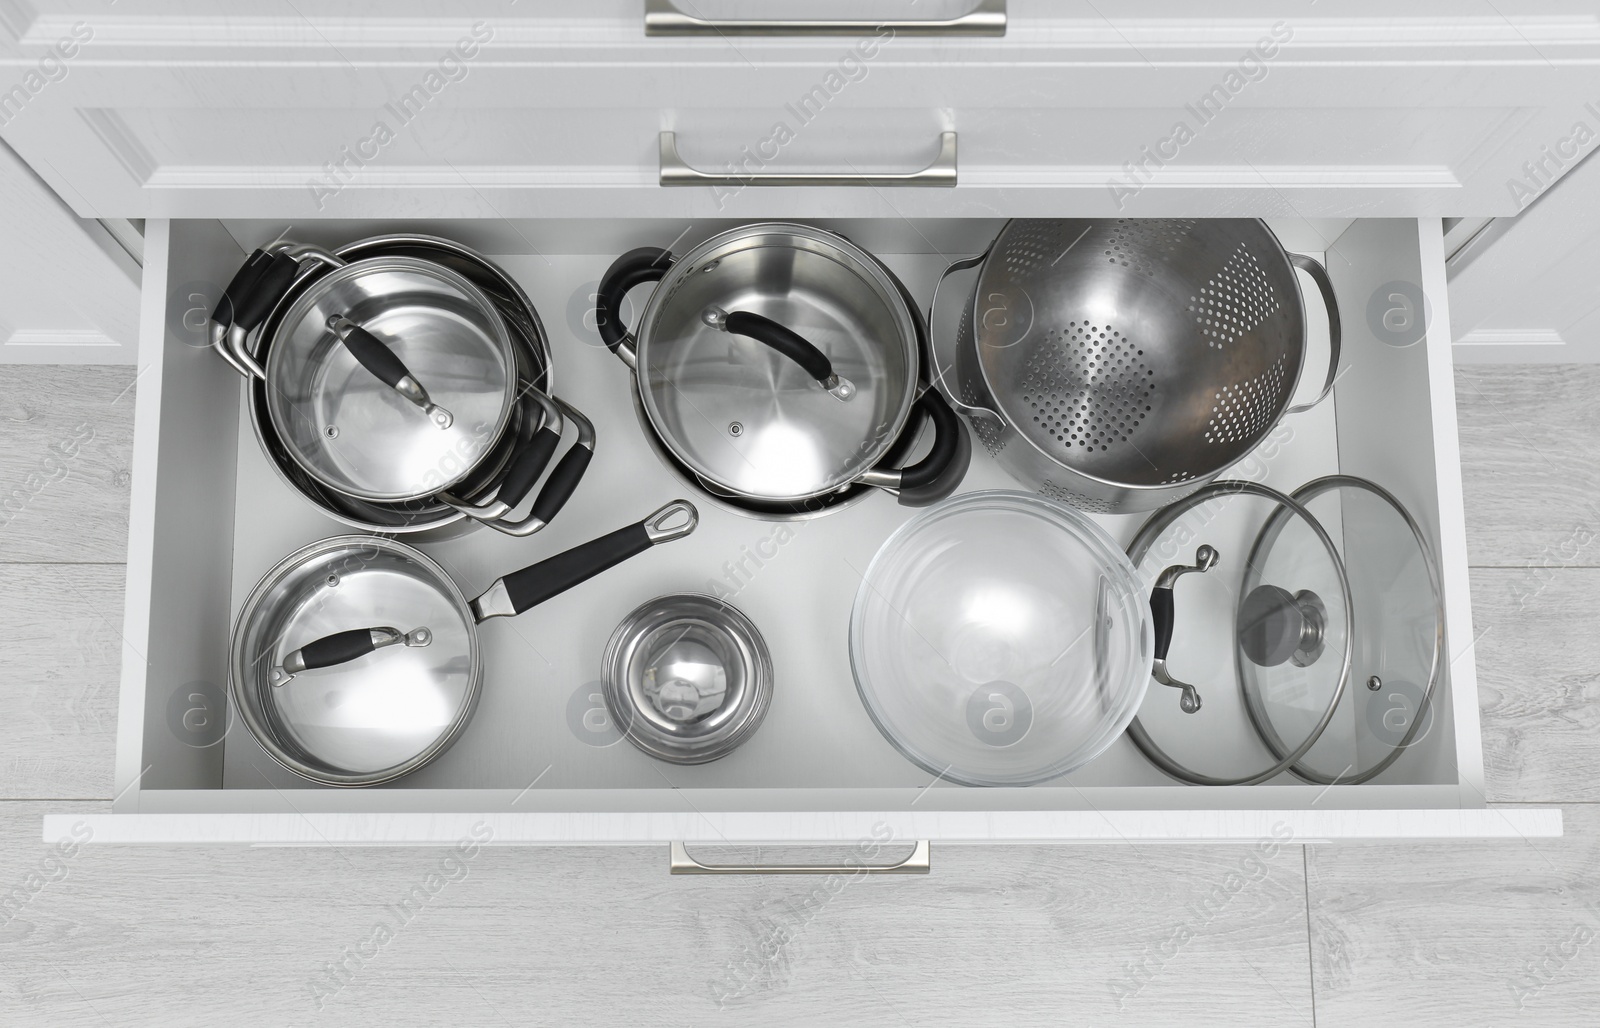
[326,315,454,429]
[1149,546,1219,714]
[470,500,699,621]
[596,246,674,370]
[442,395,597,538]
[209,242,346,380]
[702,308,856,400]
[926,250,1006,426]
[269,626,432,686]
[1284,253,1343,415]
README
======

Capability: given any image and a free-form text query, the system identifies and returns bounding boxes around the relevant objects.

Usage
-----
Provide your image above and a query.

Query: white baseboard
[3,328,134,363]
[1451,328,1581,364]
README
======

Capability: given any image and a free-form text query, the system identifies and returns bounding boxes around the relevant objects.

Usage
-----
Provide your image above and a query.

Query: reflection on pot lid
[1125,480,1355,787]
[634,225,920,501]
[232,536,478,785]
[1242,475,1444,785]
[267,257,518,502]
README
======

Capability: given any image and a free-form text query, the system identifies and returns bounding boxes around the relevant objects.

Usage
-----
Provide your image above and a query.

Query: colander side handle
[926,250,1005,425]
[1285,253,1342,415]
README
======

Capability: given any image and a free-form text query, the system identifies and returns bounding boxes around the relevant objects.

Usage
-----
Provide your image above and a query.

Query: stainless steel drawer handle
[659,131,957,188]
[645,0,1005,36]
[669,839,931,874]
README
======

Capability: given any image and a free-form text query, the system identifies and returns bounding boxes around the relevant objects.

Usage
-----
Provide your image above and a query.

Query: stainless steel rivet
[728,422,743,437]
[325,425,339,439]
[1367,675,1382,692]
[326,574,339,588]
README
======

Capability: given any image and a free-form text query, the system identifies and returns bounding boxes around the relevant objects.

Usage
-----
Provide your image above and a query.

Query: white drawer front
[0,4,1593,218]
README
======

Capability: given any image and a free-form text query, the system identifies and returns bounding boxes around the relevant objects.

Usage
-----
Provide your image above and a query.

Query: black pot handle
[269,626,433,686]
[493,400,597,521]
[327,315,455,429]
[446,397,596,537]
[212,248,301,332]
[1149,546,1218,714]
[894,389,973,507]
[709,310,856,400]
[471,500,699,620]
[596,246,673,363]
[865,388,971,505]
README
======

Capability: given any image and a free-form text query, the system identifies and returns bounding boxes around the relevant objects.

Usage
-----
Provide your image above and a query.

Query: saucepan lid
[1241,475,1444,784]
[267,257,518,502]
[1125,480,1356,786]
[231,536,479,786]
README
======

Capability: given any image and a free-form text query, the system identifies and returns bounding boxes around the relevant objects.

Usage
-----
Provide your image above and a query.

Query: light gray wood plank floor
[0,363,1596,1027]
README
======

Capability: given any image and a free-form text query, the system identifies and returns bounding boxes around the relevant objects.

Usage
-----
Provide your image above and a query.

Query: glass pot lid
[267,257,518,502]
[849,490,1152,787]
[602,593,774,765]
[231,536,478,786]
[1242,476,1444,785]
[1125,481,1354,786]
[635,224,920,502]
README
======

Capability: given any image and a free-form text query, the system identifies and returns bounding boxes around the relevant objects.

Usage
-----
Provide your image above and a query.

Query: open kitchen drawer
[47,214,1559,853]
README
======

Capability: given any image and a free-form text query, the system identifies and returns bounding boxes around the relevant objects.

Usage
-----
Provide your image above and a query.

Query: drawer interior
[119,216,1478,816]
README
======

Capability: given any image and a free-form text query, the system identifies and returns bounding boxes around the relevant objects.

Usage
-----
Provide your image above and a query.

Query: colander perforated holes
[1018,324,1155,455]
[1105,219,1197,279]
[1203,354,1288,445]
[1187,244,1280,349]
[1039,481,1116,514]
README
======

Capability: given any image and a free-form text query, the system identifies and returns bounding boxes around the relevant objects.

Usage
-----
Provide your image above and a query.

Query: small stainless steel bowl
[602,594,773,764]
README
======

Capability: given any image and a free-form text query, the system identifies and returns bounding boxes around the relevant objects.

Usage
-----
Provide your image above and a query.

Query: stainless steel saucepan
[230,499,698,786]
[596,223,969,517]
[210,236,593,536]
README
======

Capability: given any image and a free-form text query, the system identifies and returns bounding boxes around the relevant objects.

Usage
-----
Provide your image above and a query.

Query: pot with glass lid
[595,223,970,515]
[209,236,592,537]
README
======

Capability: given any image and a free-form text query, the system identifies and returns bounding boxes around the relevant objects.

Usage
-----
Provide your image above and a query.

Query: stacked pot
[210,233,593,537]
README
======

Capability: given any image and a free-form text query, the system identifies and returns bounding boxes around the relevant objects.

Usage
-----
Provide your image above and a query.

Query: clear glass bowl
[849,490,1152,786]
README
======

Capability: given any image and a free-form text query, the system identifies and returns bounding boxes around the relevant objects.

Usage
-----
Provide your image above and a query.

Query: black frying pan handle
[475,500,699,619]
[596,246,672,358]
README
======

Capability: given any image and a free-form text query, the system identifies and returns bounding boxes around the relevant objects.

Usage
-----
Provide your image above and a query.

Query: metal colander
[948,218,1340,513]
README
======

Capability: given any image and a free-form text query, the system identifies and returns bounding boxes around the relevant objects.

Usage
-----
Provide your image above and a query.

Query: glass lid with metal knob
[1124,480,1355,786]
[1241,475,1444,785]
[266,257,519,503]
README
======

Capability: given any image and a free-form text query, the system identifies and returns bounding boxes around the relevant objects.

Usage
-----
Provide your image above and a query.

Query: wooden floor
[0,363,1595,1027]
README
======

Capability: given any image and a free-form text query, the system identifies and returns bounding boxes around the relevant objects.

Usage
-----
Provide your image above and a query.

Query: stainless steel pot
[596,223,968,511]
[231,500,698,786]
[210,236,592,536]
[932,219,1341,514]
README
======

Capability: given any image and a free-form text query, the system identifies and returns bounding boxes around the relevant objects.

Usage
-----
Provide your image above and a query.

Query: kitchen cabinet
[0,2,1596,220]
[44,212,1560,853]
[1450,150,1600,363]
[0,138,139,362]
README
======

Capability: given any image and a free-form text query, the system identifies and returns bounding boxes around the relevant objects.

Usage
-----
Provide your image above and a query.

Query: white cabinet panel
[0,2,1595,218]
[0,138,138,362]
[1450,151,1600,362]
